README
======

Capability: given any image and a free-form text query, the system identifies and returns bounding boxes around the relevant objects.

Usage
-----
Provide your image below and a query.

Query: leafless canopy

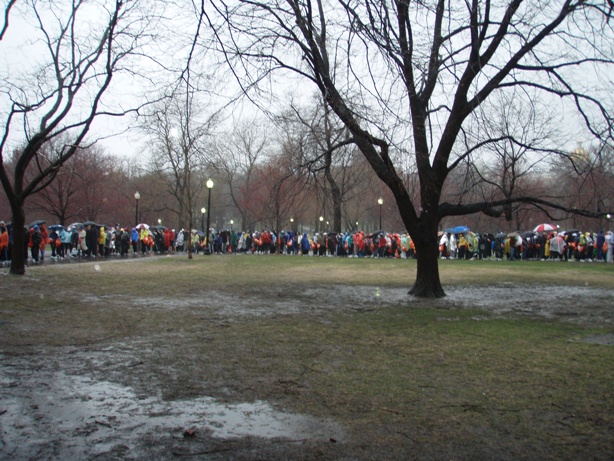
[0,0,164,274]
[203,0,613,296]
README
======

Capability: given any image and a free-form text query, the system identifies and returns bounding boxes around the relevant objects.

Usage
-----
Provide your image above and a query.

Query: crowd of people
[438,230,614,262]
[1,220,613,266]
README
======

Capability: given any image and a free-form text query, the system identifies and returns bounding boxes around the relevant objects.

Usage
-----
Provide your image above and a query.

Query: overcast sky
[1,0,610,165]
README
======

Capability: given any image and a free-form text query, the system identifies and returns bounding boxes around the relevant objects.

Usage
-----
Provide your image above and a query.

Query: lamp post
[230,220,234,230]
[204,179,214,254]
[158,218,161,225]
[201,207,206,233]
[134,191,140,226]
[377,197,383,230]
[319,216,323,233]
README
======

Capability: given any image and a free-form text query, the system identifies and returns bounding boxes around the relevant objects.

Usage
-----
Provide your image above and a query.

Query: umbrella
[533,223,557,233]
[561,229,580,236]
[495,232,507,239]
[522,231,537,239]
[507,232,520,238]
[150,225,166,231]
[83,220,98,226]
[48,224,64,231]
[136,223,150,230]
[444,225,470,234]
[28,219,46,228]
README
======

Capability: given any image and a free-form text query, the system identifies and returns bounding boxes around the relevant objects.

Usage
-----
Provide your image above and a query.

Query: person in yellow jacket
[504,237,511,259]
[192,231,200,253]
[457,234,468,259]
[98,226,107,257]
[140,227,150,254]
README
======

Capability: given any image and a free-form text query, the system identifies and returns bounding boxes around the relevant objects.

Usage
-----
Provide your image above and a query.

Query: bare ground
[1,258,613,460]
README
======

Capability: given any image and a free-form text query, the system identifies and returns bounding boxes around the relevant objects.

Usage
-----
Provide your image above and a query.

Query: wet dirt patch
[79,285,613,325]
[574,333,614,345]
[0,351,343,460]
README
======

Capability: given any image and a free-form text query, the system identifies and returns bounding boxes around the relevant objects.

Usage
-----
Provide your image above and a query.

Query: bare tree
[248,151,309,251]
[277,96,361,233]
[24,142,119,225]
[448,91,560,229]
[549,143,614,229]
[141,91,219,259]
[207,0,613,296]
[0,0,159,274]
[210,120,268,230]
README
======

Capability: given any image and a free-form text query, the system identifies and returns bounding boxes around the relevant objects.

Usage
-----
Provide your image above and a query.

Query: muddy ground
[1,260,613,460]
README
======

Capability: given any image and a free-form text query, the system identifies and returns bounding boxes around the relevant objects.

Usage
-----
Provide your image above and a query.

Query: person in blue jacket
[300,233,311,256]
[131,228,139,254]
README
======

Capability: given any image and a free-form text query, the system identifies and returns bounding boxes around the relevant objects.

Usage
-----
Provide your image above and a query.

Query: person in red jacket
[163,228,171,253]
[377,232,387,258]
[0,221,8,264]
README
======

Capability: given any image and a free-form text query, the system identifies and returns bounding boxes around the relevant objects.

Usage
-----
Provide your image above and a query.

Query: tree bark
[9,202,26,275]
[410,228,445,298]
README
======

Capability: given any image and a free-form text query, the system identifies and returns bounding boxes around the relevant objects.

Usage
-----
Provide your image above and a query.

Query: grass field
[1,255,613,460]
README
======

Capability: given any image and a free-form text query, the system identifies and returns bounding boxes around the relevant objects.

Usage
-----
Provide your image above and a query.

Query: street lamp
[230,219,234,230]
[134,191,140,226]
[158,218,162,225]
[377,197,383,229]
[201,207,206,233]
[204,179,214,254]
[319,216,323,233]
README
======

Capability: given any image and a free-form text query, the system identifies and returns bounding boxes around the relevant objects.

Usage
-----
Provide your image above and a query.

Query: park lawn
[28,252,612,292]
[1,255,613,459]
[225,307,612,459]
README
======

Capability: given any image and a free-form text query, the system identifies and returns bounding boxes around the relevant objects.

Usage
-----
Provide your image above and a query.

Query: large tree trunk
[409,226,445,298]
[10,203,26,275]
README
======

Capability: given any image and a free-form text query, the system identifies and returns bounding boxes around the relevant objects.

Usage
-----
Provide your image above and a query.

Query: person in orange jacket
[39,225,48,262]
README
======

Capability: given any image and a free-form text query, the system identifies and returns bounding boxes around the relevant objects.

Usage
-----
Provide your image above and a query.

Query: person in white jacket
[449,234,457,259]
[606,231,614,263]
[439,233,449,259]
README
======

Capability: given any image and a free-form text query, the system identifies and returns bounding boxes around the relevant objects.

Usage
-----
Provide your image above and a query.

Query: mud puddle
[0,358,343,460]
